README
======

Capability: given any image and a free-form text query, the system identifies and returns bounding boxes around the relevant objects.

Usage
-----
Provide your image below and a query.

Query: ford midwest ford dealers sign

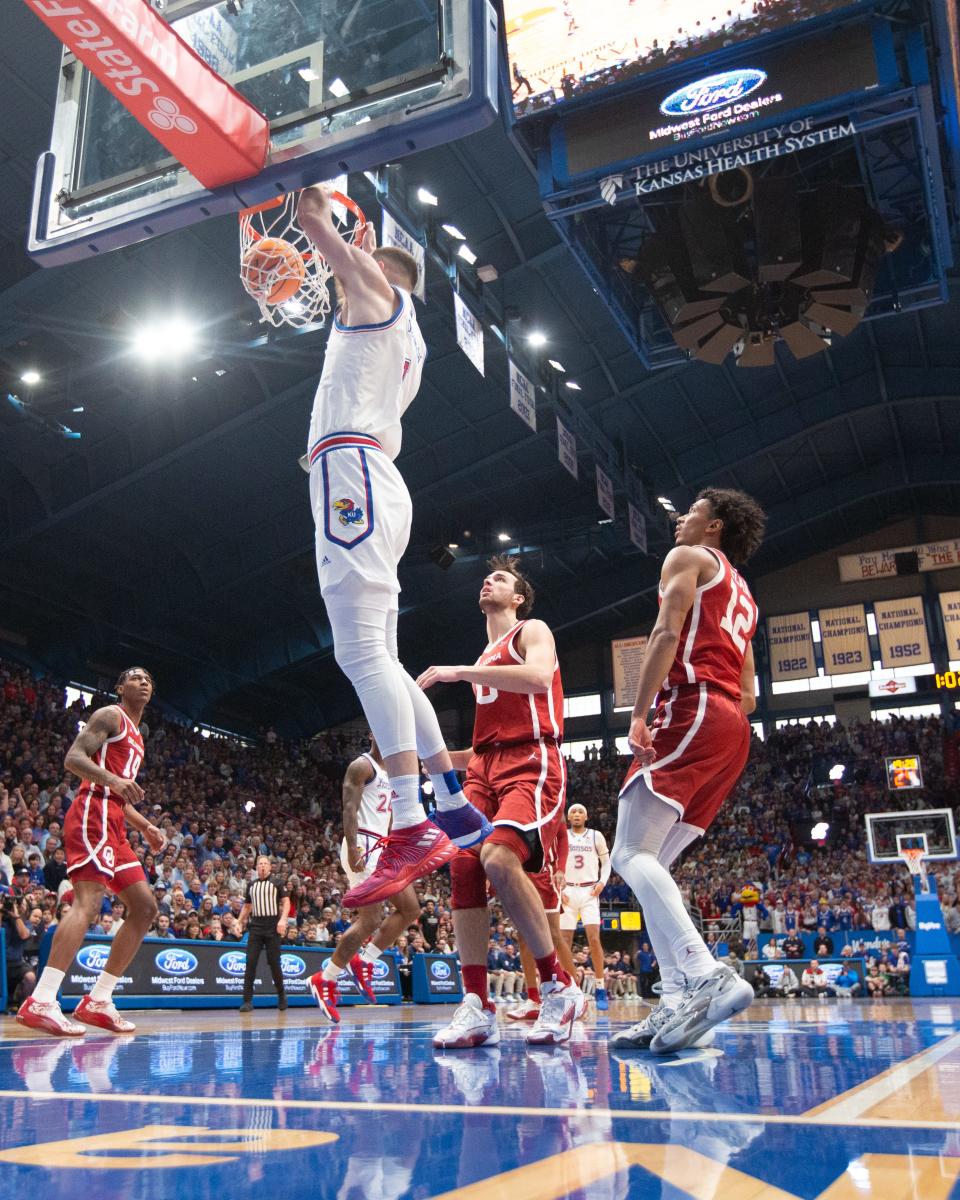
[660,70,767,117]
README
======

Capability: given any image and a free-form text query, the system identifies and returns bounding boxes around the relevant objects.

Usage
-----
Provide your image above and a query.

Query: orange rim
[239,190,367,246]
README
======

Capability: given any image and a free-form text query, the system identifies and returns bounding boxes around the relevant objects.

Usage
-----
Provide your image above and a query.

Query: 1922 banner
[873,597,930,669]
[818,603,870,674]
[767,611,816,681]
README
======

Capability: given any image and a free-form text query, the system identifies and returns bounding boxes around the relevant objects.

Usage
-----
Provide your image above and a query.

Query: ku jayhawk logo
[333,497,365,527]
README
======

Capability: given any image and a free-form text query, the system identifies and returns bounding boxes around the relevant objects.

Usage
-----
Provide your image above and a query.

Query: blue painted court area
[1,1001,959,1199]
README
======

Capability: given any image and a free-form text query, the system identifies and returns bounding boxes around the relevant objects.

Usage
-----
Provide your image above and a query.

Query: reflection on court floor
[1,1000,959,1199]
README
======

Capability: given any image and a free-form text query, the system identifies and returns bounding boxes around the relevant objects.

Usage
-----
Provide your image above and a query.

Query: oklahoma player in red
[18,667,163,1036]
[418,557,581,1047]
[610,488,765,1054]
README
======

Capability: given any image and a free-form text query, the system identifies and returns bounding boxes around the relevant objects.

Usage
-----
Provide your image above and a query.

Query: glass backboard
[29,0,497,264]
[865,808,958,863]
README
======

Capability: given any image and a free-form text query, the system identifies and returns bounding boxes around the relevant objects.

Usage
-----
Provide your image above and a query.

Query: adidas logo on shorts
[320,556,331,567]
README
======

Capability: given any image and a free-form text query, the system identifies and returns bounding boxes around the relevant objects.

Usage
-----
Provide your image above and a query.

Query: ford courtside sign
[660,69,768,117]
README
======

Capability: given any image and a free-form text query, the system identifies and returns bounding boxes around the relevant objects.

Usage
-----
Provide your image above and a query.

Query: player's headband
[116,666,155,689]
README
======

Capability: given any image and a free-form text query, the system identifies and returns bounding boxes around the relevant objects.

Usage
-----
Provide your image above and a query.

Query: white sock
[361,944,383,963]
[322,959,343,982]
[33,966,65,1004]
[388,775,427,829]
[90,970,120,1003]
[430,769,467,813]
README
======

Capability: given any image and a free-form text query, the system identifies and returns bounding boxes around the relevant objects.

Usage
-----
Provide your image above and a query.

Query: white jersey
[307,287,426,462]
[355,754,392,839]
[566,828,607,885]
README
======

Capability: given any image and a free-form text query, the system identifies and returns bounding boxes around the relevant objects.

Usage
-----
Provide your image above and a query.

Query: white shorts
[340,833,384,890]
[309,433,412,596]
[560,884,601,930]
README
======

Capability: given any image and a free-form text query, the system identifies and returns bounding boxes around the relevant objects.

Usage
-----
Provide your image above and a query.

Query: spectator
[831,966,861,997]
[635,941,657,998]
[782,934,805,959]
[801,960,830,998]
[2,894,36,1007]
[420,900,440,949]
[813,927,834,957]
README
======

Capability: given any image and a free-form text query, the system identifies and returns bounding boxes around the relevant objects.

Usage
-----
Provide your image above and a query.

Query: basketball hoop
[238,190,367,330]
[900,847,929,892]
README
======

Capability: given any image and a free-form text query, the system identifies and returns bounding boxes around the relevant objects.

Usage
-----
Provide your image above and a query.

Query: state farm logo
[660,68,767,116]
[149,96,197,135]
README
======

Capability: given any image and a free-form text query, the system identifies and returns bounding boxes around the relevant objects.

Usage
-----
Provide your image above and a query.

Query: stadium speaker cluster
[622,176,900,366]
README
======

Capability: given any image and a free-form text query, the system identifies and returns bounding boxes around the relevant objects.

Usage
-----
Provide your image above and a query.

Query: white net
[238,190,365,330]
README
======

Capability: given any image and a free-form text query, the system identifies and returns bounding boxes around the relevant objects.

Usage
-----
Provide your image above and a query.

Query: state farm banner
[612,635,648,708]
[23,0,269,190]
[382,210,426,301]
[940,591,960,661]
[596,465,615,519]
[453,293,484,375]
[557,416,578,479]
[767,611,816,681]
[508,359,537,432]
[838,539,960,581]
[818,603,871,675]
[873,597,930,669]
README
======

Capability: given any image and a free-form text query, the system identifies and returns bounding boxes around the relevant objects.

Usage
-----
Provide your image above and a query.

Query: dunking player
[560,803,612,1010]
[418,557,581,1047]
[18,668,163,1036]
[296,187,491,905]
[610,489,764,1053]
[310,738,420,1021]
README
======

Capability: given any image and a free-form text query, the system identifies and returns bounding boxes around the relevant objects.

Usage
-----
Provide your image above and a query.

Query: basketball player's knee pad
[450,850,488,910]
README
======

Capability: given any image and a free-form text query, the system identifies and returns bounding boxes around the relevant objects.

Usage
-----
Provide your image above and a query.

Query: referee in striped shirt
[239,856,290,1011]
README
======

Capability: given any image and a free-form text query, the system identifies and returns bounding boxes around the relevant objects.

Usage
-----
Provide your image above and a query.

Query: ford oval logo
[660,68,767,116]
[155,949,198,975]
[372,959,390,979]
[431,960,452,980]
[280,954,306,978]
[219,951,247,976]
[77,944,111,973]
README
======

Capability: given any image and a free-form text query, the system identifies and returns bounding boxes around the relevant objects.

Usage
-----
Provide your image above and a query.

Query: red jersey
[472,620,564,750]
[75,705,145,808]
[662,547,758,700]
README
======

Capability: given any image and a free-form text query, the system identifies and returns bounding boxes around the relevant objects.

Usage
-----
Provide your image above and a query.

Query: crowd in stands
[514,0,850,117]
[2,654,957,1009]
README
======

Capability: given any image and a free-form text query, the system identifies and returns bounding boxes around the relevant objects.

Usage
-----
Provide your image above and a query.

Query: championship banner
[818,603,870,675]
[612,635,648,708]
[628,503,647,553]
[508,359,537,432]
[940,591,960,661]
[596,465,615,519]
[839,539,960,582]
[873,597,931,669]
[767,611,816,681]
[381,210,426,301]
[453,292,484,375]
[557,416,578,479]
[22,0,269,190]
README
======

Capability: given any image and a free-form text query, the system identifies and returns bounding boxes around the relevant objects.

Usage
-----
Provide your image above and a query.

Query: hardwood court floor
[1,998,959,1198]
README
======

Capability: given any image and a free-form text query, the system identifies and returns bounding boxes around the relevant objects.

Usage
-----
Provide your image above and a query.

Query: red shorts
[531,867,562,914]
[620,684,750,832]
[451,739,567,911]
[63,791,146,892]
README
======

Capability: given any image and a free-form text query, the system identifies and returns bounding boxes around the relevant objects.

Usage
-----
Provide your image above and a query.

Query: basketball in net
[240,237,306,305]
[238,189,366,329]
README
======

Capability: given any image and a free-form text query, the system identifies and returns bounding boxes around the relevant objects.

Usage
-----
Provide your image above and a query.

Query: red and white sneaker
[506,998,541,1022]
[526,979,579,1045]
[342,820,457,907]
[16,997,85,1038]
[433,994,500,1049]
[73,996,136,1034]
[309,973,341,1023]
[350,956,378,1004]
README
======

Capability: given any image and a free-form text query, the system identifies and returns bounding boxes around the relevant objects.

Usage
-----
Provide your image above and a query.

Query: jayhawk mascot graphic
[333,497,365,527]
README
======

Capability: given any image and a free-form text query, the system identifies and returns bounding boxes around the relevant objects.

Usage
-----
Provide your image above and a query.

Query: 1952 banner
[873,597,930,669]
[767,611,816,681]
[940,591,960,660]
[818,603,870,675]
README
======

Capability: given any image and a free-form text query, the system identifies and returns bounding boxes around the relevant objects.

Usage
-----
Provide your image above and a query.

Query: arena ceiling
[1,3,959,734]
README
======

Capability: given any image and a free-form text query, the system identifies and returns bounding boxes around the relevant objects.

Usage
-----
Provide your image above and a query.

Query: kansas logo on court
[333,497,365,526]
